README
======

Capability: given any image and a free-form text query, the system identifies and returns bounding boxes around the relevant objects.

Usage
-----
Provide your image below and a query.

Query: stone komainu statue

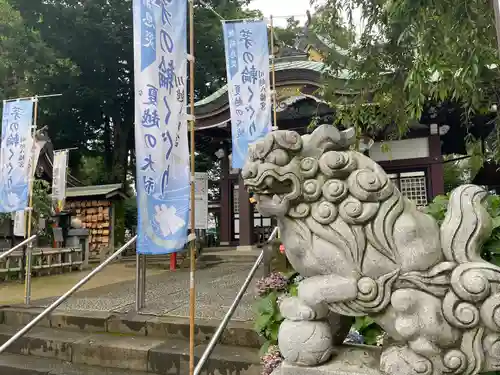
[242,125,500,375]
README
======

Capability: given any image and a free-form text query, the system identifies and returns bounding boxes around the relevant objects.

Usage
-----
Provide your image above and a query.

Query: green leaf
[273,310,283,322]
[492,217,500,229]
[254,313,273,332]
[353,316,375,331]
[363,326,382,346]
[269,323,280,342]
[256,292,278,315]
[259,341,273,357]
[485,239,500,254]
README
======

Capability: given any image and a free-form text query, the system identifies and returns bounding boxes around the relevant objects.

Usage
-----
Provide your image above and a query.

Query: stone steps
[0,307,262,375]
[0,307,261,347]
[199,250,260,264]
[0,352,151,375]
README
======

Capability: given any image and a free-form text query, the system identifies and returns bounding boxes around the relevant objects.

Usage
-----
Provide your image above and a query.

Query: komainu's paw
[278,319,334,366]
[380,345,433,375]
[279,296,329,321]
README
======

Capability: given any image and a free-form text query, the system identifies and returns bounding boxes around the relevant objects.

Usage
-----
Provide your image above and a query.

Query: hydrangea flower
[255,272,289,296]
[376,332,387,346]
[344,330,365,345]
[261,345,283,375]
[292,274,305,284]
[276,293,287,305]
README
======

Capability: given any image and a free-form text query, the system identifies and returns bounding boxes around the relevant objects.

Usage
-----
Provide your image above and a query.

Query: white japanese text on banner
[0,99,34,212]
[133,0,189,254]
[222,20,271,169]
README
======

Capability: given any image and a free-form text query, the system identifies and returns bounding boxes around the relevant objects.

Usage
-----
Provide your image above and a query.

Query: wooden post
[188,0,196,373]
[24,96,38,303]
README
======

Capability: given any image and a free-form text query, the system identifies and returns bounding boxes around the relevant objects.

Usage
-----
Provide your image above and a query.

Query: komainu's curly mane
[242,125,500,375]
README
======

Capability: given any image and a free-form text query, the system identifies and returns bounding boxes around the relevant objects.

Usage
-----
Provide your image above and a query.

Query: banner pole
[270,16,278,131]
[24,95,38,305]
[269,16,280,241]
[188,0,197,374]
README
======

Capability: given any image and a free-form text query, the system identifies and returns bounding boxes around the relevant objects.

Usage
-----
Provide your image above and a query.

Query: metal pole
[262,241,272,278]
[188,0,197,374]
[24,241,33,305]
[135,252,141,311]
[194,227,278,374]
[140,254,146,309]
[193,229,278,375]
[221,18,262,24]
[55,147,78,152]
[0,235,137,355]
[0,235,37,262]
[24,96,39,305]
[194,254,263,375]
[4,93,62,103]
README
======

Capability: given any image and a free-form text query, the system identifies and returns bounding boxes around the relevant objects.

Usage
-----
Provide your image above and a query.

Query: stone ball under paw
[278,319,333,366]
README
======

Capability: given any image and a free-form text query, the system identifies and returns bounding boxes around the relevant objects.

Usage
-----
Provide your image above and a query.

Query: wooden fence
[0,247,83,281]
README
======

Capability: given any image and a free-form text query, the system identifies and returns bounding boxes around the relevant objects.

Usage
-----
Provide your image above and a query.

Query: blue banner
[222,20,272,169]
[0,99,34,213]
[133,0,189,254]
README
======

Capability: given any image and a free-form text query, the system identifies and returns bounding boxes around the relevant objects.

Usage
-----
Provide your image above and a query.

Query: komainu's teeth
[273,194,281,204]
[265,176,274,187]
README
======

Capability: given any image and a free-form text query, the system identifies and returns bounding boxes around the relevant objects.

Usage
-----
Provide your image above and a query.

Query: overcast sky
[248,0,316,26]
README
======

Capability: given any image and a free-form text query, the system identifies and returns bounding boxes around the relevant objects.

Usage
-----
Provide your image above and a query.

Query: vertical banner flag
[13,134,47,237]
[52,150,69,213]
[188,172,209,230]
[133,0,189,254]
[0,99,34,212]
[222,20,271,169]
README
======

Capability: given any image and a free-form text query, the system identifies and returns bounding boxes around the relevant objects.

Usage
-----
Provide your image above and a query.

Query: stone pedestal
[276,346,382,375]
[66,228,90,269]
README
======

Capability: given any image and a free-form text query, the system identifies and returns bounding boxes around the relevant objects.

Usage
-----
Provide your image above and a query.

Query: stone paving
[0,263,165,306]
[2,261,261,321]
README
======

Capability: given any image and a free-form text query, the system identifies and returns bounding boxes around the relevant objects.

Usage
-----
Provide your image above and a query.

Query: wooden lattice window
[388,171,428,207]
[233,185,239,214]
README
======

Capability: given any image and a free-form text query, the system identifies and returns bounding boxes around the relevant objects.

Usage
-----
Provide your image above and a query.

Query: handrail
[0,235,137,355]
[193,226,279,375]
[0,235,37,262]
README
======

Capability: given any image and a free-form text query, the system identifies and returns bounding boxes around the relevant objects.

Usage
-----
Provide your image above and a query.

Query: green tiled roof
[194,60,341,108]
[66,184,127,199]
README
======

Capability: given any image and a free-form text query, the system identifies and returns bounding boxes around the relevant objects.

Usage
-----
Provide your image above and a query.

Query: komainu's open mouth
[245,169,300,217]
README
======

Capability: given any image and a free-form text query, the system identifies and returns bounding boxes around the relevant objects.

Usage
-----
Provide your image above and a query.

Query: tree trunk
[111,115,131,184]
[103,112,113,180]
